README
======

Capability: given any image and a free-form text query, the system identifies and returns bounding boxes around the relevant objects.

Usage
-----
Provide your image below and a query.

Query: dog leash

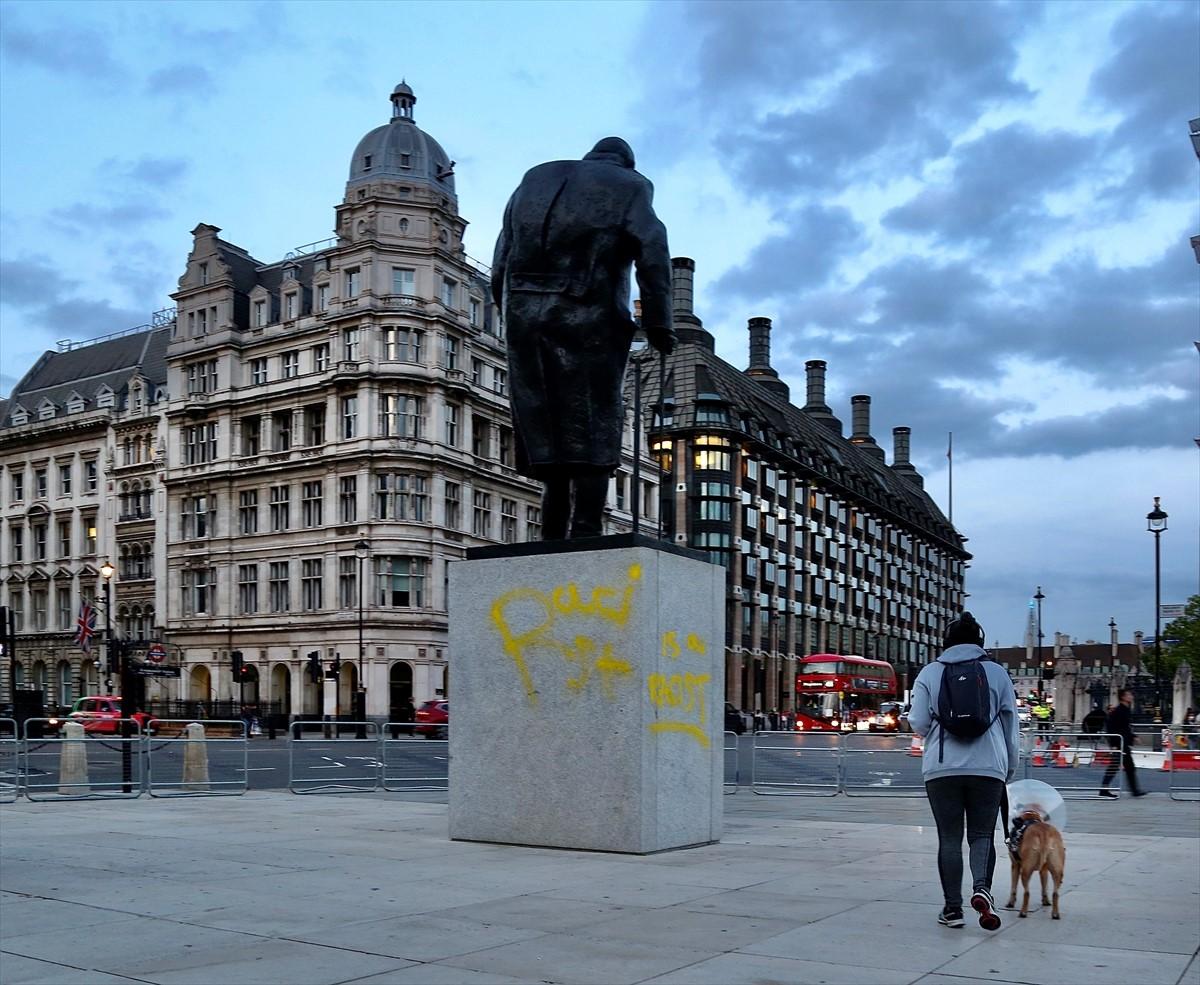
[1001,786,1010,842]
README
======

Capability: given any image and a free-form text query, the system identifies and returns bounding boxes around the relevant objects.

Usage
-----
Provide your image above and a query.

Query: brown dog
[1005,808,1065,919]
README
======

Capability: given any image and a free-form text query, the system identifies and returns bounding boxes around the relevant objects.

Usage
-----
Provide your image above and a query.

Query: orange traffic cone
[1030,737,1047,767]
[908,735,923,757]
[1052,740,1075,768]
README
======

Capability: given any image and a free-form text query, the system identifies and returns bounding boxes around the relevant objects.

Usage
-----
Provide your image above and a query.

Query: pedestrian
[768,708,779,731]
[1100,688,1146,798]
[909,611,1020,932]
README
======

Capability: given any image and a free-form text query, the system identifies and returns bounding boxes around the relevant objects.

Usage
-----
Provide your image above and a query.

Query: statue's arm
[627,183,675,354]
[492,194,514,309]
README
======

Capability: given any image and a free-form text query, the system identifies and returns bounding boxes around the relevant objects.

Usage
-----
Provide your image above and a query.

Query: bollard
[182,722,210,791]
[58,721,90,795]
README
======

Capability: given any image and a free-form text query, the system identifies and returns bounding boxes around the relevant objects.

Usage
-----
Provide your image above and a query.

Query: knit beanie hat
[944,611,985,648]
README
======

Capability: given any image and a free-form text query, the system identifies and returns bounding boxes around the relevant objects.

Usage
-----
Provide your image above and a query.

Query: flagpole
[947,431,953,525]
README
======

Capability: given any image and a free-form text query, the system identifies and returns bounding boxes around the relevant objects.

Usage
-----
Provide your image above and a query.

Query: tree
[1161,594,1200,681]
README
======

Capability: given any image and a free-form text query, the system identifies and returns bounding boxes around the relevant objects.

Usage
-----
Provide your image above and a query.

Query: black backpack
[932,658,999,761]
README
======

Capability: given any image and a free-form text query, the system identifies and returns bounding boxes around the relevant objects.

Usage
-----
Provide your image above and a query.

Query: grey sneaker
[938,906,964,928]
[971,888,1001,931]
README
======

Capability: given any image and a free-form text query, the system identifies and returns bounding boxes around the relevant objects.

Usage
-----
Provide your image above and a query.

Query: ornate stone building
[0,325,171,710]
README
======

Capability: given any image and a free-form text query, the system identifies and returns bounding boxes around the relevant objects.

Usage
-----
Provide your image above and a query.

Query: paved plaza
[1,791,1197,985]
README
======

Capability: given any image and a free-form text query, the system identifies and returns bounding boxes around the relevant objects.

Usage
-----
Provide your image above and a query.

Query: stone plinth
[448,535,725,854]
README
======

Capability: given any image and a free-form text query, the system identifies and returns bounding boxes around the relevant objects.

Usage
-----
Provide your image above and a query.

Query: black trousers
[925,775,1004,908]
[1101,746,1142,794]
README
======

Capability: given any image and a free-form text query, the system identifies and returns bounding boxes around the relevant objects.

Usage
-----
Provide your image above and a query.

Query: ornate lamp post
[100,560,132,792]
[1034,586,1045,700]
[100,561,115,695]
[355,539,370,736]
[1146,497,1168,720]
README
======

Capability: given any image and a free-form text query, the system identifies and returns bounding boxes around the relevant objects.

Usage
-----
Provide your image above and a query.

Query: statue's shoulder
[520,160,577,185]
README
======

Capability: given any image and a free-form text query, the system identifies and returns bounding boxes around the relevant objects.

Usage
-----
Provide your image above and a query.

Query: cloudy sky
[1,0,1196,648]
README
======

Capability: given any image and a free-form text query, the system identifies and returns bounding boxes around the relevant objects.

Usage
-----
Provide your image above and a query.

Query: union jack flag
[74,600,97,655]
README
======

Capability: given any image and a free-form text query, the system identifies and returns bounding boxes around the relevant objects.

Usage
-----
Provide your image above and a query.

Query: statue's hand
[649,328,676,356]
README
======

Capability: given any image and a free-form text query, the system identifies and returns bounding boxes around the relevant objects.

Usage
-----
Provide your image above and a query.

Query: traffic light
[331,653,342,676]
[106,638,121,675]
[231,651,244,680]
[306,651,322,683]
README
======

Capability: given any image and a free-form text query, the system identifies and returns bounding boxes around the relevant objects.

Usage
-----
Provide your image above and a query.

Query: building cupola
[391,80,415,120]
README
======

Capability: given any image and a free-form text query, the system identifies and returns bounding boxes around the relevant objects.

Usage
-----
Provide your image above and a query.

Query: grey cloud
[48,202,170,233]
[882,124,1097,249]
[635,0,1036,193]
[0,20,125,81]
[1088,2,1200,202]
[146,64,216,96]
[99,156,190,189]
[715,204,865,298]
[0,257,79,308]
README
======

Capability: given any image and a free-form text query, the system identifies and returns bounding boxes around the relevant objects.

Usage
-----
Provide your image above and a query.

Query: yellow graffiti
[490,565,642,704]
[647,671,712,748]
[661,631,681,659]
[685,633,706,655]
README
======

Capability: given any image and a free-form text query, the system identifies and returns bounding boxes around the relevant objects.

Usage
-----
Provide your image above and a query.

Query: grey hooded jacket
[908,644,1020,783]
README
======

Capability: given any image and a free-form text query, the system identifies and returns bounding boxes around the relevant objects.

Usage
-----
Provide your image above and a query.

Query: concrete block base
[448,536,725,854]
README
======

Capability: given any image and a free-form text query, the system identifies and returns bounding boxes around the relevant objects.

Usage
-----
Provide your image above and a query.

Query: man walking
[909,612,1020,932]
[1100,689,1146,798]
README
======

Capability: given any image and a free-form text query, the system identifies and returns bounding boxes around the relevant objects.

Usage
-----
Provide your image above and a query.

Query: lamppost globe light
[355,538,370,559]
[100,560,115,580]
[1146,496,1167,720]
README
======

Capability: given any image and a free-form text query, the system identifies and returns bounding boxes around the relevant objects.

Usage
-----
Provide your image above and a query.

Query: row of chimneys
[670,256,923,487]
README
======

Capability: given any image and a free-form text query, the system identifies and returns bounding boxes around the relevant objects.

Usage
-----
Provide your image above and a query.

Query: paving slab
[1,791,1197,985]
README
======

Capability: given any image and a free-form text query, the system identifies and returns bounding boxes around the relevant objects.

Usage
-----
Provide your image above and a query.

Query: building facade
[0,324,171,711]
[631,258,970,713]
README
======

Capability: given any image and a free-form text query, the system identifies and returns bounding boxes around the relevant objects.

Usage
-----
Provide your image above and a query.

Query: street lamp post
[1146,497,1168,721]
[100,561,132,793]
[1034,586,1045,701]
[355,539,370,738]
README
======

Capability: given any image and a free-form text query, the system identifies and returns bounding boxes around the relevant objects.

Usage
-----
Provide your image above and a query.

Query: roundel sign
[147,643,167,665]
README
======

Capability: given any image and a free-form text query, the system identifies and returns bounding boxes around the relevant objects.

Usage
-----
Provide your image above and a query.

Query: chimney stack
[849,395,885,460]
[803,360,842,434]
[744,317,790,400]
[669,256,714,349]
[890,426,923,487]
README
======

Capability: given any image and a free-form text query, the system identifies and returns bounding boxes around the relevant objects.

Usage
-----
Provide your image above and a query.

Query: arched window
[33,661,47,699]
[144,605,156,638]
[58,660,72,707]
[118,604,132,639]
[13,664,24,688]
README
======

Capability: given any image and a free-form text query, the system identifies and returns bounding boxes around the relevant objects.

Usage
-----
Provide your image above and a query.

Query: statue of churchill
[491,137,675,540]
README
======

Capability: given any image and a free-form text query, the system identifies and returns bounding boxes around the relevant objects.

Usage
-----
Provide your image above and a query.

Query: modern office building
[629,257,970,713]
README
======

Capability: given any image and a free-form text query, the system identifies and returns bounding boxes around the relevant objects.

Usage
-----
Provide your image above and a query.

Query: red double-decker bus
[793,654,899,732]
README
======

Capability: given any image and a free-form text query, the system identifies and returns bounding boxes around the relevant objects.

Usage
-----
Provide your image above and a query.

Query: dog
[1004,807,1066,919]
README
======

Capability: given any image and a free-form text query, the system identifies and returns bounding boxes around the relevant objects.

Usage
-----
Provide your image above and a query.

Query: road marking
[311,763,345,769]
[237,767,276,772]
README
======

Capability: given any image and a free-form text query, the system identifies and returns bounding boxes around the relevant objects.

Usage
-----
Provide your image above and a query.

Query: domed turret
[347,82,456,198]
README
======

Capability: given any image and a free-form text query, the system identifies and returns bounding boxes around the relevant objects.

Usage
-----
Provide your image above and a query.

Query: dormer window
[97,387,115,408]
[400,154,411,167]
[66,393,85,413]
[363,154,373,172]
[199,262,209,285]
[284,293,297,320]
[37,400,55,420]
[253,299,266,326]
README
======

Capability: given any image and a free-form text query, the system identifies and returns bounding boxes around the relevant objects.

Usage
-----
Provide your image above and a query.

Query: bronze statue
[492,137,674,540]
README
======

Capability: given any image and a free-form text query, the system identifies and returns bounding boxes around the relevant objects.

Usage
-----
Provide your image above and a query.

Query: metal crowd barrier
[20,717,145,801]
[841,732,925,797]
[751,730,840,796]
[1022,731,1126,798]
[1165,725,1200,801]
[146,720,248,798]
[288,721,381,794]
[723,731,739,794]
[0,719,17,803]
[382,722,448,791]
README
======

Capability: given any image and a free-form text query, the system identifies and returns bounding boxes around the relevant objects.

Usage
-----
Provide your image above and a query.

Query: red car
[414,699,448,739]
[67,696,158,735]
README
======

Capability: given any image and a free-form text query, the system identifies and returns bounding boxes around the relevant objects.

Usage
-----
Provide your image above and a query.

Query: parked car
[67,696,158,735]
[414,700,448,739]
